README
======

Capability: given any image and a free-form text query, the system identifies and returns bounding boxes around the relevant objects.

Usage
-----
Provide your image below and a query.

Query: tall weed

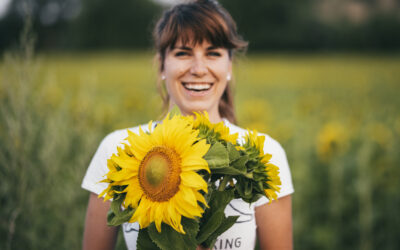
[0,12,103,250]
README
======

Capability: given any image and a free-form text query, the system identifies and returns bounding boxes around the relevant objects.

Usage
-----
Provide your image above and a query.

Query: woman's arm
[83,192,119,250]
[255,195,293,250]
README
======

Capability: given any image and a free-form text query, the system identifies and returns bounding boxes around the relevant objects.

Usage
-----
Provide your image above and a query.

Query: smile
[182,82,213,92]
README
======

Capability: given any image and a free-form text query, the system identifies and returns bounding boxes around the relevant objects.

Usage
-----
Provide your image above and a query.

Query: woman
[82,0,294,249]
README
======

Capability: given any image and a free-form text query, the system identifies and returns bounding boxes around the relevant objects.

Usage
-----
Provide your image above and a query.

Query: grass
[1,50,400,249]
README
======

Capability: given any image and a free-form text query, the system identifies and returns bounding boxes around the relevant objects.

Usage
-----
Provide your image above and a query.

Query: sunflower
[191,111,238,144]
[100,114,210,234]
[244,130,281,202]
[316,122,349,161]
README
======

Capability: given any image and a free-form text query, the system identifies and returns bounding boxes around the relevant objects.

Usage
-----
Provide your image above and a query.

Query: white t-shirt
[81,119,294,250]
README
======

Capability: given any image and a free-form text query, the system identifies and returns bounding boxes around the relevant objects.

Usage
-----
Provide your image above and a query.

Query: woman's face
[161,39,232,121]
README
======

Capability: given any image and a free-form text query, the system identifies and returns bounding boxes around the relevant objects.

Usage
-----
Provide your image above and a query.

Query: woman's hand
[83,193,119,250]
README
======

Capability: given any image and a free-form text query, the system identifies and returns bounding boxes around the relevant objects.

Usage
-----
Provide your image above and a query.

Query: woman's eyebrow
[207,46,219,50]
[174,46,192,51]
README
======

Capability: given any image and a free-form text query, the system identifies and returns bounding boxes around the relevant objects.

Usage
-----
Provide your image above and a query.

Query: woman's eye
[175,51,189,57]
[208,51,221,57]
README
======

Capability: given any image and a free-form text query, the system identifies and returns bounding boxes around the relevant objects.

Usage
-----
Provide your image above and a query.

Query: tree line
[1,0,399,52]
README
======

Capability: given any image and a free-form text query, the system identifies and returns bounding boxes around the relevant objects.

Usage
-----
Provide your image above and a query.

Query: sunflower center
[145,155,169,186]
[138,146,181,202]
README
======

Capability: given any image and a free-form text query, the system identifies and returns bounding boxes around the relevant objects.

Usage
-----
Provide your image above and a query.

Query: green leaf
[196,210,225,243]
[243,180,253,197]
[137,228,160,250]
[203,216,239,248]
[211,167,253,178]
[246,150,260,162]
[147,217,199,250]
[107,207,135,226]
[257,180,264,192]
[182,218,200,249]
[204,142,229,169]
[214,216,239,236]
[235,177,253,201]
[248,193,263,203]
[209,189,235,210]
[107,210,116,225]
[110,194,124,215]
[231,154,249,172]
[110,185,127,192]
[107,194,136,226]
[227,142,240,163]
[197,190,235,245]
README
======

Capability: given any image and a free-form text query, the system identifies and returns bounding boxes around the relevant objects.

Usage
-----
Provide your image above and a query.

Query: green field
[1,51,400,250]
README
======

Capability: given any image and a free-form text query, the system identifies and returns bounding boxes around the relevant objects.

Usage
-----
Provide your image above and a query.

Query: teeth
[183,82,211,91]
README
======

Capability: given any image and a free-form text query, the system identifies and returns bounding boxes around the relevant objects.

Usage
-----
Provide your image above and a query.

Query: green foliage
[0,0,163,51]
[197,190,238,248]
[107,193,135,227]
[146,217,199,250]
[227,142,241,163]
[2,1,400,51]
[136,227,158,250]
[136,217,200,250]
[203,142,229,169]
[74,0,163,49]
[1,51,400,250]
[202,135,275,203]
[0,22,103,250]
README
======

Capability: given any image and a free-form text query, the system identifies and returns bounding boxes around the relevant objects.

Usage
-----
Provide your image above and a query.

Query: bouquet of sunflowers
[99,109,281,250]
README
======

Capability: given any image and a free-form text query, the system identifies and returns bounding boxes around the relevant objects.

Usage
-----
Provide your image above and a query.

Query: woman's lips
[181,82,214,96]
[182,82,213,91]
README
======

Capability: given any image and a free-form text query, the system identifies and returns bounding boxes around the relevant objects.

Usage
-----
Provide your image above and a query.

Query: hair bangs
[158,4,238,59]
[172,7,234,50]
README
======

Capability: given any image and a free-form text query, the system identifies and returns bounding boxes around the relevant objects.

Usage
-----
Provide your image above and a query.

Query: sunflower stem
[218,176,230,191]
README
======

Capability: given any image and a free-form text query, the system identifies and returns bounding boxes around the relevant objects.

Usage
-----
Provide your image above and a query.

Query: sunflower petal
[107,168,136,181]
[180,172,208,193]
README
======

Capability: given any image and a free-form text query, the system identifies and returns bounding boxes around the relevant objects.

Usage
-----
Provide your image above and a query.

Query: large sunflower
[245,130,281,202]
[100,114,210,234]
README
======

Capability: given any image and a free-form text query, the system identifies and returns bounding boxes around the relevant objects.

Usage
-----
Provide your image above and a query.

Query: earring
[161,75,166,80]
[227,74,231,81]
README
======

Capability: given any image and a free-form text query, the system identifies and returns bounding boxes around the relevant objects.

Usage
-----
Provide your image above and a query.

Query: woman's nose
[190,56,207,77]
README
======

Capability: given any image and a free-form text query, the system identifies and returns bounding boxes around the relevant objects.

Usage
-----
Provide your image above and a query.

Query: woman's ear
[157,54,167,81]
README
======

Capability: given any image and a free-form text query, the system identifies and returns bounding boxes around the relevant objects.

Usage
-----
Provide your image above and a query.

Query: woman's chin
[177,103,211,115]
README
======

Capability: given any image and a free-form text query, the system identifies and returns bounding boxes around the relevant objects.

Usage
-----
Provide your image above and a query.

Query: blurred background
[0,0,399,249]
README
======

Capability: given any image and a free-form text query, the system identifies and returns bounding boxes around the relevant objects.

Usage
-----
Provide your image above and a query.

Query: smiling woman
[81,1,294,250]
[162,40,232,123]
[154,0,248,124]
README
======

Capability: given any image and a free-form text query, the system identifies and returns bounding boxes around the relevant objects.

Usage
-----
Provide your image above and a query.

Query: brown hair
[153,0,247,124]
